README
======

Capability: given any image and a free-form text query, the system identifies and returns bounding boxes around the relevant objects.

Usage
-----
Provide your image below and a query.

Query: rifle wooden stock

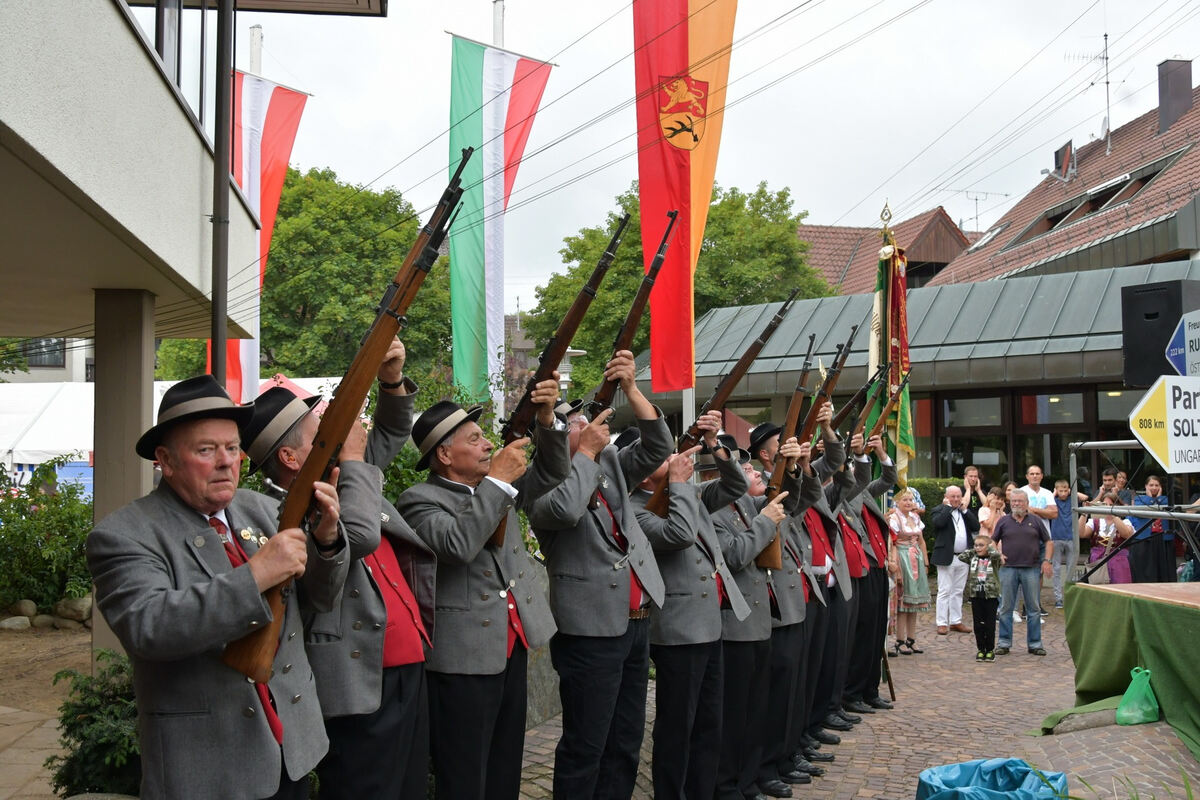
[643,288,799,518]
[488,214,630,546]
[220,148,473,683]
[754,333,816,569]
[829,361,889,433]
[868,374,910,441]
[851,365,891,440]
[585,210,679,419]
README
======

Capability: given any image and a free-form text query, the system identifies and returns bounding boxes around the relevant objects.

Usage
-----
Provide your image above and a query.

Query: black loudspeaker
[1121,279,1200,388]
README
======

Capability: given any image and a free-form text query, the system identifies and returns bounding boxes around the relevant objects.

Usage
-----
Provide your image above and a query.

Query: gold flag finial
[880,201,896,247]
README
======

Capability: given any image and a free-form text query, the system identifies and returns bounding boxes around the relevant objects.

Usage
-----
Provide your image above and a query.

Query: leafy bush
[0,455,94,610]
[45,649,141,797]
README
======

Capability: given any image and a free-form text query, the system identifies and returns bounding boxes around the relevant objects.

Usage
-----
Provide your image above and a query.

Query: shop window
[942,396,1002,428]
[1016,393,1083,426]
[1097,389,1138,421]
[940,434,1009,487]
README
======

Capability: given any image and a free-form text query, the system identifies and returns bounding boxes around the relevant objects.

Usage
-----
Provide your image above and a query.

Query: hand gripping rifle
[867,372,911,442]
[799,324,858,447]
[486,214,632,547]
[221,149,473,683]
[829,361,890,438]
[584,210,679,419]
[643,288,800,518]
[754,333,816,569]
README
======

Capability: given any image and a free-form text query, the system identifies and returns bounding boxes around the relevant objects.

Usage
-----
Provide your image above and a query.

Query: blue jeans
[998,567,1042,649]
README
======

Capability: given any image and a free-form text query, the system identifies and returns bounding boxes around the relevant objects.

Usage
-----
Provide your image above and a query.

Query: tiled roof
[798,206,968,295]
[932,82,1200,285]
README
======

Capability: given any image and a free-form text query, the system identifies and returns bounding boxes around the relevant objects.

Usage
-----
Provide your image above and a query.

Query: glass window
[940,435,1009,488]
[1013,431,1089,484]
[909,396,933,478]
[942,397,1002,428]
[1016,393,1083,426]
[1097,389,1138,421]
[22,338,65,368]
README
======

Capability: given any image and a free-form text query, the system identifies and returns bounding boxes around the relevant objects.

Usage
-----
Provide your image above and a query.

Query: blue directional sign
[1165,310,1200,377]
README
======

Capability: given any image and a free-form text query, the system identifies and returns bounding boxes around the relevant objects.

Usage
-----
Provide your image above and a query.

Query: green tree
[154,338,206,380]
[261,167,452,382]
[528,181,830,394]
[0,338,29,380]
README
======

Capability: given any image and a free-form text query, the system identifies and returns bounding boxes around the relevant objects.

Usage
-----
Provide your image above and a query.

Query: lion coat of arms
[658,75,708,151]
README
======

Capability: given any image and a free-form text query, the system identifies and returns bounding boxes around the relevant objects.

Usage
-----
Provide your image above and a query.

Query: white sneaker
[1013,611,1023,623]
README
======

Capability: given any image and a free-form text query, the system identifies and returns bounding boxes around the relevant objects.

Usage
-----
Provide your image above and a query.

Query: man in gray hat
[632,409,751,800]
[87,375,348,800]
[396,374,569,800]
[243,338,433,799]
[525,350,672,800]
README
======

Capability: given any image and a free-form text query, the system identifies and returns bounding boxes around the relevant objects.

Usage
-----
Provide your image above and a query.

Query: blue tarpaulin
[916,758,1068,800]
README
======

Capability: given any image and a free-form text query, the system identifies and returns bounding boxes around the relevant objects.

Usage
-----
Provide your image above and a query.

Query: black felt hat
[412,400,484,470]
[241,387,322,474]
[614,427,641,450]
[135,375,253,460]
[748,423,781,458]
[717,433,752,465]
[554,398,584,422]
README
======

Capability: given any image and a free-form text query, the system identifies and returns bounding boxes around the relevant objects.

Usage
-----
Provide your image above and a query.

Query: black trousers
[970,596,999,653]
[650,640,724,800]
[262,764,308,800]
[717,637,770,799]
[758,623,803,785]
[800,586,829,740]
[845,567,888,702]
[1128,535,1175,583]
[317,662,428,800]
[549,619,650,800]
[830,576,860,710]
[427,644,527,800]
[809,582,847,732]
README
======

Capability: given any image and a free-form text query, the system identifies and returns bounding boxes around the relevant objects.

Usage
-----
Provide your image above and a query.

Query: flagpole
[210,0,233,386]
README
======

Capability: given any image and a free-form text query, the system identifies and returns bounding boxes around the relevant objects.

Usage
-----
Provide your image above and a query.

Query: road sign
[1129,375,1200,473]
[1165,309,1200,376]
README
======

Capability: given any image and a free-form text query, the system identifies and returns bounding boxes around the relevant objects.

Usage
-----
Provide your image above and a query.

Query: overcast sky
[137,1,1200,313]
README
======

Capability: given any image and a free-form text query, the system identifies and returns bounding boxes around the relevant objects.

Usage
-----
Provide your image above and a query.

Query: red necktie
[209,518,284,745]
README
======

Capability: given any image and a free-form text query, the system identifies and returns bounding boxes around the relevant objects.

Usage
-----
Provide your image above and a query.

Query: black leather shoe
[804,747,835,763]
[792,756,826,776]
[837,710,862,724]
[822,714,853,731]
[780,769,812,785]
[801,734,821,750]
[865,696,894,710]
[844,699,875,714]
[811,729,841,745]
[748,794,770,800]
[759,779,793,798]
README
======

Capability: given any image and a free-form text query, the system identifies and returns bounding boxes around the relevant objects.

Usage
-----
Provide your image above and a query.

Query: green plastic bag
[1115,667,1160,725]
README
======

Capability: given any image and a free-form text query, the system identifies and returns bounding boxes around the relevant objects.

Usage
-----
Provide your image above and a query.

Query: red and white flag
[207,70,307,402]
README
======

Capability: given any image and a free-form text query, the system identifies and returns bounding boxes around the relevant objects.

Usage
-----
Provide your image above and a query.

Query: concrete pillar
[90,289,156,656]
[770,393,788,421]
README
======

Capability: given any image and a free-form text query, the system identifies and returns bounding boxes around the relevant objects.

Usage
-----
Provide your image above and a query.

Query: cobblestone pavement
[520,593,1200,799]
[0,708,57,800]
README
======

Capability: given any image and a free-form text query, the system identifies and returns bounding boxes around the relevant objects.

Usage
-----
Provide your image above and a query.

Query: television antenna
[947,189,1010,232]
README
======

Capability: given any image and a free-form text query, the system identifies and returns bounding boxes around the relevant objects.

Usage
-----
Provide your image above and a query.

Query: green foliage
[0,337,29,379]
[45,650,141,797]
[154,338,208,380]
[0,455,94,610]
[527,180,831,395]
[261,167,453,381]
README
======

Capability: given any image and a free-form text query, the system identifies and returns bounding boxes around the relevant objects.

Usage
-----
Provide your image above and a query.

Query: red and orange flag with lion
[633,0,737,392]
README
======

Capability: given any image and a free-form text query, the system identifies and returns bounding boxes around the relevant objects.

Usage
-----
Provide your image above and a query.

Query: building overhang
[125,0,387,15]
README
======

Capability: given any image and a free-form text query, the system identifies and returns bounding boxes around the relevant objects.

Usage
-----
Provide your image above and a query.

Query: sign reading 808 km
[1129,375,1200,473]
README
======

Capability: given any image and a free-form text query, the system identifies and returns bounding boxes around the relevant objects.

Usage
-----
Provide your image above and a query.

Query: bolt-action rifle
[220,149,473,683]
[643,288,799,518]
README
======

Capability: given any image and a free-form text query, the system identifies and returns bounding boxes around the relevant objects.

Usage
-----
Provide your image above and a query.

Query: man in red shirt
[244,338,435,798]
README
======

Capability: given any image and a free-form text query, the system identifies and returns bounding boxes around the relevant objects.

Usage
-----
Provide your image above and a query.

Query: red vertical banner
[633,0,737,393]
[207,71,307,402]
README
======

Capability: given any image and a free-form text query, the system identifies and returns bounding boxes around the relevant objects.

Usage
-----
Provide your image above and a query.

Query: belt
[629,607,651,620]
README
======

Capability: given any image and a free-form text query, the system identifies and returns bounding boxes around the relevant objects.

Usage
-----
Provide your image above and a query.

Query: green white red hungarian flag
[867,226,916,485]
[633,0,738,392]
[207,70,307,402]
[448,36,552,403]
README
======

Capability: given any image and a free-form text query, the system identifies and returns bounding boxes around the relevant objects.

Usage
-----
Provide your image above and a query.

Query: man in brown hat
[87,374,348,800]
[243,338,433,799]
[396,374,569,800]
